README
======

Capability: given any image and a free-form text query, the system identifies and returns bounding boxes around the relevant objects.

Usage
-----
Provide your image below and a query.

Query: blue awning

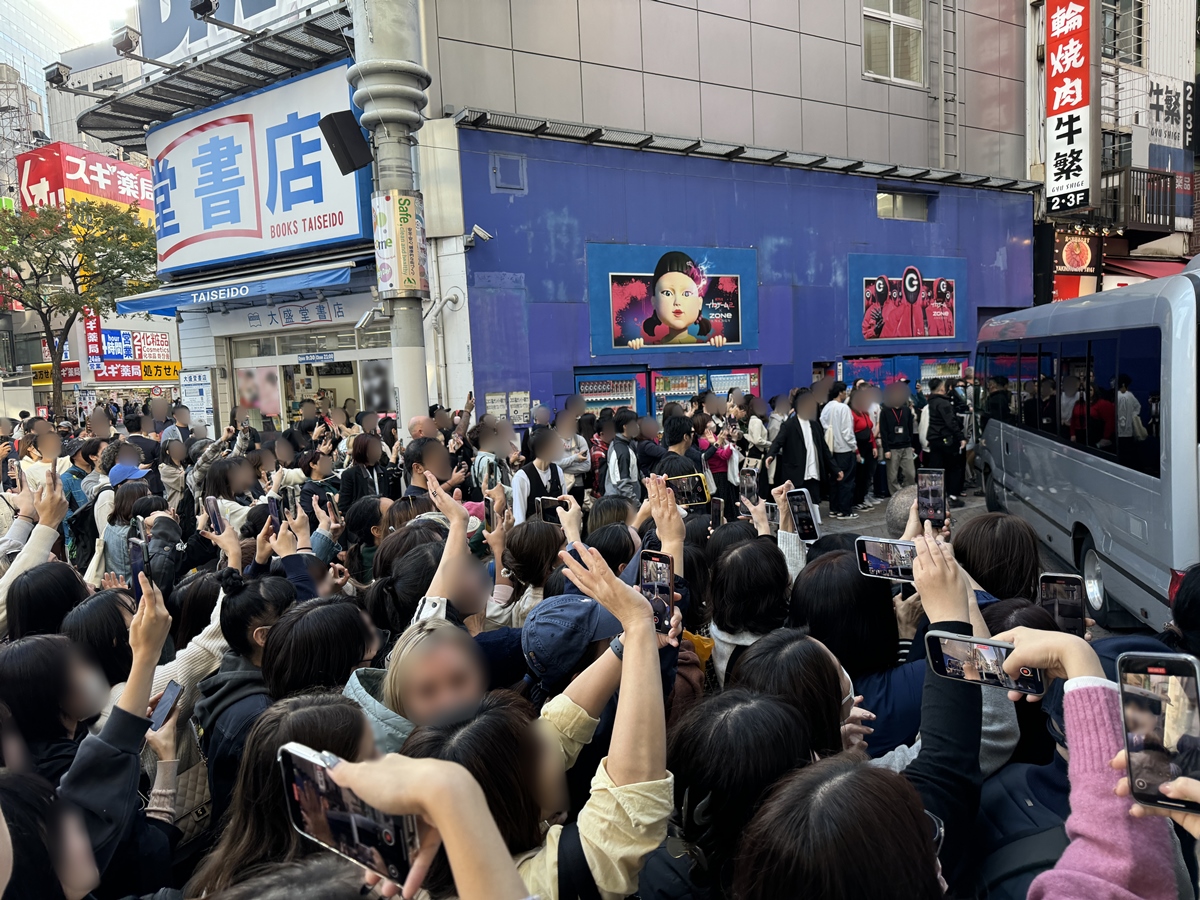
[116,261,356,316]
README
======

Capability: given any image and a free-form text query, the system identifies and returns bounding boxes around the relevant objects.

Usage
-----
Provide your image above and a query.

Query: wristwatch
[609,635,624,660]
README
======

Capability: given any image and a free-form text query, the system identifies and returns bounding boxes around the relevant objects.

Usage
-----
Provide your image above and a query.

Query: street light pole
[345,0,432,428]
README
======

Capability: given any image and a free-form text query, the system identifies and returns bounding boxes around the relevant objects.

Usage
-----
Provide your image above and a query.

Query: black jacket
[925,393,965,447]
[194,652,271,829]
[879,404,916,451]
[767,415,831,488]
[300,478,334,531]
[637,438,669,482]
[339,463,390,513]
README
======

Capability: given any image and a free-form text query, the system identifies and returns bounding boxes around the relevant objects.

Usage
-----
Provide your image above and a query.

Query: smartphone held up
[1118,652,1200,813]
[639,550,674,635]
[278,743,420,882]
[925,631,1046,695]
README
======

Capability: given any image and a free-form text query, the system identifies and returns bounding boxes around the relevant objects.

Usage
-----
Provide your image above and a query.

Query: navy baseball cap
[522,593,622,691]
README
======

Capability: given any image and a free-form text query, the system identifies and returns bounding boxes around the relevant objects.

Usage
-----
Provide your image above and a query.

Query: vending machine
[574,368,650,415]
[648,367,761,416]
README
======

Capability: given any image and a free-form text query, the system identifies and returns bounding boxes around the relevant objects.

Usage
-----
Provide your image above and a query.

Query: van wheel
[1079,533,1111,628]
[984,468,1003,512]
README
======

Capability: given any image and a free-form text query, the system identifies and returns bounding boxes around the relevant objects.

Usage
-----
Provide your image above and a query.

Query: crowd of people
[0,381,1196,900]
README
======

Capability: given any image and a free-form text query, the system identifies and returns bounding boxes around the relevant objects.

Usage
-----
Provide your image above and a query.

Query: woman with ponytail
[193,568,296,827]
[341,495,392,582]
[626,251,728,349]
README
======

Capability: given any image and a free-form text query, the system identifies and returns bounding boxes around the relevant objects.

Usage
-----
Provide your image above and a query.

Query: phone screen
[204,496,224,535]
[917,469,947,527]
[278,744,418,882]
[856,537,917,582]
[926,632,1046,694]
[150,680,183,732]
[1039,574,1086,638]
[537,497,564,525]
[268,496,282,533]
[484,498,495,531]
[1120,654,1200,811]
[665,473,710,507]
[709,497,724,523]
[128,539,147,602]
[639,551,674,635]
[739,467,760,507]
[786,489,820,541]
[764,502,780,534]
[486,460,497,489]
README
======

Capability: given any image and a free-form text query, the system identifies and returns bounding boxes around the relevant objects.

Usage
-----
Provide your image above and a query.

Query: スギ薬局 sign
[145,62,371,275]
[16,142,154,224]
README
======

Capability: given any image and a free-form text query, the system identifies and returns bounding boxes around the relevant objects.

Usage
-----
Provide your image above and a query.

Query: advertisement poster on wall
[236,366,282,419]
[359,359,393,413]
[587,244,758,356]
[848,253,968,347]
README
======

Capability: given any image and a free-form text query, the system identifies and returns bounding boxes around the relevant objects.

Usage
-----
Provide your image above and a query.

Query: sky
[48,0,136,47]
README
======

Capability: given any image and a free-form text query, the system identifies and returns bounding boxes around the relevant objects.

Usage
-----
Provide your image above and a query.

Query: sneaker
[950,497,966,509]
[854,502,871,511]
[842,511,860,519]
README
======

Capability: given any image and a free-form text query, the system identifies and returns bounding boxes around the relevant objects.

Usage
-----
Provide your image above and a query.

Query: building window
[877,190,928,221]
[1102,0,1144,67]
[1101,131,1132,170]
[863,0,923,85]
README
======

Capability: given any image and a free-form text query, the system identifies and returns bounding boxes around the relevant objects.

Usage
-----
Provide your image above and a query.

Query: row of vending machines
[573,356,969,418]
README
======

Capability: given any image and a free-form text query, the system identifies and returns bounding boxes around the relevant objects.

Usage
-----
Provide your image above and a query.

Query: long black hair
[643,251,712,338]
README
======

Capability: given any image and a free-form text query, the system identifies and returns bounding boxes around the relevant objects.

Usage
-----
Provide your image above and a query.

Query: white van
[973,273,1198,629]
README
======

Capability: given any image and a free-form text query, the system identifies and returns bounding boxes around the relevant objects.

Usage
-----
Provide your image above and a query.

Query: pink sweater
[1028,684,1176,900]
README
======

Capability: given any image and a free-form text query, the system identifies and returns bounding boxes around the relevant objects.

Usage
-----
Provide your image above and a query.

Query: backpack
[67,484,113,571]
[557,821,601,900]
[973,824,1069,899]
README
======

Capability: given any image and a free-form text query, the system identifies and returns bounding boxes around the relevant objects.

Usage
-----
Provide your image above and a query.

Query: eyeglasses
[925,809,944,858]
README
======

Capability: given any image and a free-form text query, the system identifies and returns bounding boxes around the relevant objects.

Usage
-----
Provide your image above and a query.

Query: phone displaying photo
[709,497,724,523]
[268,496,282,533]
[1039,573,1086,638]
[204,496,224,535]
[665,473,711,507]
[1118,652,1200,812]
[739,467,760,508]
[764,502,780,534]
[925,631,1046,695]
[486,459,497,490]
[278,742,420,882]
[151,680,183,732]
[639,550,674,635]
[537,497,565,525]
[128,538,148,603]
[855,537,917,582]
[917,469,947,528]
[786,488,821,542]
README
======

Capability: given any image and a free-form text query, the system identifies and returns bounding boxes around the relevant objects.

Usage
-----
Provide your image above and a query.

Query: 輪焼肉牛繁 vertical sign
[1044,0,1101,214]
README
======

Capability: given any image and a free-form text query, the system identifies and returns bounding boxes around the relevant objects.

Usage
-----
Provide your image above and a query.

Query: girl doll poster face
[610,251,738,349]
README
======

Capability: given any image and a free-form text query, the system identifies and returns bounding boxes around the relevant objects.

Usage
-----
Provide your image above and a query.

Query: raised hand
[559,545,653,630]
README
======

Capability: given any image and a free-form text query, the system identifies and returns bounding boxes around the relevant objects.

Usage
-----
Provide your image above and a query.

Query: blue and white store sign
[145,61,371,275]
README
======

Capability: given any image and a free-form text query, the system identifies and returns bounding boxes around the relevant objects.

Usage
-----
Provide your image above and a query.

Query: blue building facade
[459,129,1034,413]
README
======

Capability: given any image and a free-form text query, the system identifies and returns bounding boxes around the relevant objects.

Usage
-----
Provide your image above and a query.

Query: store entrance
[282,361,360,422]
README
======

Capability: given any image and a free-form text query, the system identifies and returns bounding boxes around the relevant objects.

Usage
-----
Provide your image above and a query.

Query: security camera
[191,0,219,16]
[112,26,141,56]
[356,308,377,330]
[44,62,71,87]
[471,224,493,242]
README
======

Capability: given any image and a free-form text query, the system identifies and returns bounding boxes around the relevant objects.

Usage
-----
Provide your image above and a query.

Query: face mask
[840,665,855,721]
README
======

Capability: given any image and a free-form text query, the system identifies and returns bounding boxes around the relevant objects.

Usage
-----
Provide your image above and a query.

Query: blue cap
[522,594,622,690]
[108,464,149,486]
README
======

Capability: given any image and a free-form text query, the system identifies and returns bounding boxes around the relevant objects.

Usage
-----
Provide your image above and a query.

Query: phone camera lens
[1135,779,1148,790]
[1019,667,1033,677]
[382,827,395,845]
[387,864,400,878]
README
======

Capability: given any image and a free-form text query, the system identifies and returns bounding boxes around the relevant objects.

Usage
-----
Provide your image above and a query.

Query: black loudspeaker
[319,110,374,176]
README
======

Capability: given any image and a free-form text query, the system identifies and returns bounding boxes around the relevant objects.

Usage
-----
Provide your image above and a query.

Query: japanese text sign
[93,360,182,382]
[32,361,81,385]
[16,142,154,219]
[99,329,172,361]
[84,313,103,371]
[1148,77,1185,148]
[145,62,370,275]
[1045,0,1099,212]
[372,190,430,299]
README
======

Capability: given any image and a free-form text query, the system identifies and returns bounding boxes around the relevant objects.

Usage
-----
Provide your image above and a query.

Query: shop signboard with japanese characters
[1148,77,1185,147]
[145,61,371,275]
[98,329,173,362]
[1044,0,1100,213]
[15,142,154,223]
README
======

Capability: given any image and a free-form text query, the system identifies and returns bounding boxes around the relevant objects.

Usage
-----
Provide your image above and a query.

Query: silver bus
[973,272,1198,629]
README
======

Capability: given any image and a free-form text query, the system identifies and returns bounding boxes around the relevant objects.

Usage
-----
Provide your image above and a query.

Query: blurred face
[796,397,817,421]
[276,440,295,465]
[402,640,486,725]
[63,656,110,724]
[58,809,99,900]
[331,409,347,428]
[314,452,334,479]
[366,439,383,466]
[536,724,570,820]
[422,443,452,481]
[434,409,452,429]
[116,446,140,468]
[258,450,276,474]
[31,420,51,436]
[35,434,61,461]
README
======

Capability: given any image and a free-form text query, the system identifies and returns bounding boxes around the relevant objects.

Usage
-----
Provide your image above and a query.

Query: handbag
[173,719,213,848]
[83,538,107,588]
[1132,415,1148,441]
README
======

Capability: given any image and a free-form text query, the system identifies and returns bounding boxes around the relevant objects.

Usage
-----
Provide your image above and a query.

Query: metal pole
[346,0,432,427]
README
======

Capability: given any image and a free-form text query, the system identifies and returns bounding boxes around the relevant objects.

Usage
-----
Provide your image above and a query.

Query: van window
[1085,338,1118,456]
[1117,328,1161,477]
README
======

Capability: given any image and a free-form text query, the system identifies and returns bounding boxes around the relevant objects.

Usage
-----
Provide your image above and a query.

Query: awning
[1103,258,1188,280]
[116,260,356,316]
